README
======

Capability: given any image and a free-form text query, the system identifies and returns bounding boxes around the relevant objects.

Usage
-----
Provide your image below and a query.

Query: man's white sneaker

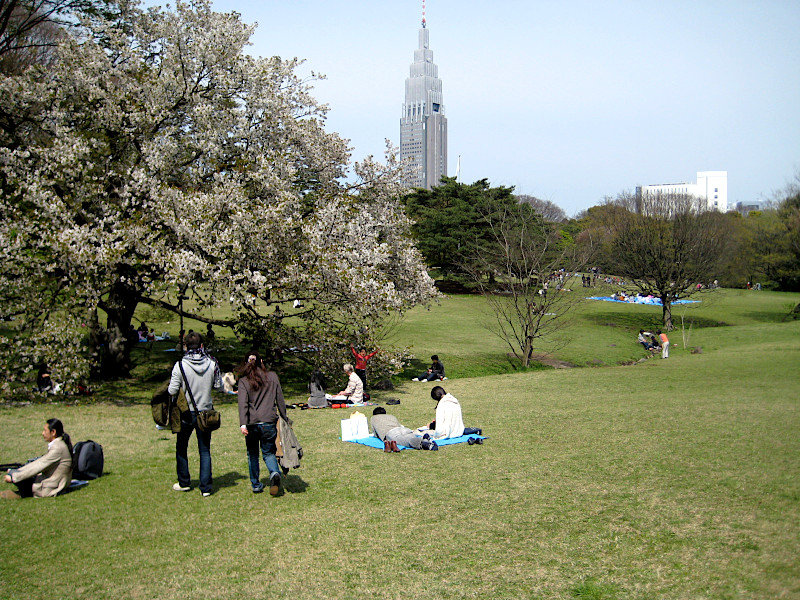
[411,378,419,382]
[172,483,191,492]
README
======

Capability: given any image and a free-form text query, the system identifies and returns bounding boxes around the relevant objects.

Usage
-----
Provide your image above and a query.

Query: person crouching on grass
[2,418,73,499]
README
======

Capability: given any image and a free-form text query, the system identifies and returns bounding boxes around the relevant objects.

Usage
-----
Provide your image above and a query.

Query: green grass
[1,288,799,599]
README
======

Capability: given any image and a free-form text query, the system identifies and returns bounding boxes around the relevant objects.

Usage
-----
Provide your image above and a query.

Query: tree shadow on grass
[583,311,729,330]
[751,310,799,323]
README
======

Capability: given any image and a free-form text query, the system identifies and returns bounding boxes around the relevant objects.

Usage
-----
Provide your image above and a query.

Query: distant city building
[636,171,728,212]
[732,201,761,216]
[400,13,447,190]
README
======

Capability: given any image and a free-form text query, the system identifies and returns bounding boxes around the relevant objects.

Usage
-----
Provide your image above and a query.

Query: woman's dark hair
[46,418,72,455]
[310,369,327,390]
[237,351,268,391]
[430,386,446,401]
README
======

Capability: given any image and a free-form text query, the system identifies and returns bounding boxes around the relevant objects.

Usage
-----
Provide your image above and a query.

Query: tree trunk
[662,298,673,331]
[99,280,141,378]
[522,337,533,367]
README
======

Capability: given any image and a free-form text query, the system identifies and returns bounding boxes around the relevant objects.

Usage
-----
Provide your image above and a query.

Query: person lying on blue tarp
[370,407,438,452]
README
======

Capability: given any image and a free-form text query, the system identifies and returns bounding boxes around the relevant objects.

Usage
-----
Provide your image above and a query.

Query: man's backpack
[72,440,104,480]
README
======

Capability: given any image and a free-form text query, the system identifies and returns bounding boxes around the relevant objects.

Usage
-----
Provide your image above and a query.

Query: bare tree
[0,0,96,73]
[606,192,731,329]
[467,202,588,367]
[516,194,568,223]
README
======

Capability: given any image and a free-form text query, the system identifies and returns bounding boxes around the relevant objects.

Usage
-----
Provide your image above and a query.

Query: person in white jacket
[428,386,482,440]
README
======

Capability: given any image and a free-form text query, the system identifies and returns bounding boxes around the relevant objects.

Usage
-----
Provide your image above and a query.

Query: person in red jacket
[351,345,378,390]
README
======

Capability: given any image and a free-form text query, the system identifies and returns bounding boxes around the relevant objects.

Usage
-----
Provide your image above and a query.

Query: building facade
[400,22,447,189]
[637,171,728,211]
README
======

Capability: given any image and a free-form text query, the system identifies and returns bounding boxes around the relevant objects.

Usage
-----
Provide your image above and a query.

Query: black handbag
[178,362,221,432]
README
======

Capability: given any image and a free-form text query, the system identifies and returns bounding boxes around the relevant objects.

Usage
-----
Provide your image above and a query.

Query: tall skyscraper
[400,7,447,189]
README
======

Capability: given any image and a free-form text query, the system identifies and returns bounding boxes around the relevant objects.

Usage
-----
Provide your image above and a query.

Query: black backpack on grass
[72,440,104,480]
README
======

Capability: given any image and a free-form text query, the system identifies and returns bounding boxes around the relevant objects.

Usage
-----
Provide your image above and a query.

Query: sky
[193,0,798,216]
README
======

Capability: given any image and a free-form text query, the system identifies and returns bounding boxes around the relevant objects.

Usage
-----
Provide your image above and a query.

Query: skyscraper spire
[399,6,447,189]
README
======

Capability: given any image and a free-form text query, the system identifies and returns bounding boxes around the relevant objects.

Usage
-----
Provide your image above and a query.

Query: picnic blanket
[345,434,487,450]
[587,296,699,305]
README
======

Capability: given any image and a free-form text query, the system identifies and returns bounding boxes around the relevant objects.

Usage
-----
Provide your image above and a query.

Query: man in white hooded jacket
[428,386,482,440]
[168,332,223,496]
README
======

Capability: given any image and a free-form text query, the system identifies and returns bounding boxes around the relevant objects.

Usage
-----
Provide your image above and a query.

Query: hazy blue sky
[203,0,799,215]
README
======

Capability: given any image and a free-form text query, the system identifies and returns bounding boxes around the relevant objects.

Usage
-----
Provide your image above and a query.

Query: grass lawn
[1,288,798,599]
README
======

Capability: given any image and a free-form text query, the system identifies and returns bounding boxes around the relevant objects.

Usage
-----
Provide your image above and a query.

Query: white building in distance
[399,14,447,190]
[636,171,728,212]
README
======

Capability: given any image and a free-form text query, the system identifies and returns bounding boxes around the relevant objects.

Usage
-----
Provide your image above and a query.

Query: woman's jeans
[176,411,212,494]
[245,422,280,491]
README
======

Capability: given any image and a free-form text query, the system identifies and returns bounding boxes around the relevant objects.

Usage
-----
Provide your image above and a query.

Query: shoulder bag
[178,361,221,432]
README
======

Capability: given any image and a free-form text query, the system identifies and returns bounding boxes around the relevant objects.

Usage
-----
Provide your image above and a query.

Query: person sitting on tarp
[1,418,73,499]
[412,355,445,382]
[337,363,363,404]
[370,407,438,451]
[423,386,482,440]
[308,369,327,408]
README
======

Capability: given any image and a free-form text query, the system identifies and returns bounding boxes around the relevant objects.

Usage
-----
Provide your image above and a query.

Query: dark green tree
[402,177,517,280]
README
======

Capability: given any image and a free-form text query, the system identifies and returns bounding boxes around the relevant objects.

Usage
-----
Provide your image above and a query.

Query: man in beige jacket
[2,419,73,498]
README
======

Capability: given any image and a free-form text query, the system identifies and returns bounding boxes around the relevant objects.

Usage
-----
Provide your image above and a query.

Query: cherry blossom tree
[0,0,436,390]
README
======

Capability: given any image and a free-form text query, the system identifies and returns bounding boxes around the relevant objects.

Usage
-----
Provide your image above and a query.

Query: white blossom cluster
[0,0,436,392]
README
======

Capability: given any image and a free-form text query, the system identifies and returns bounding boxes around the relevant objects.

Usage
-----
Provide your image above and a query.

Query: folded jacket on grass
[344,434,487,450]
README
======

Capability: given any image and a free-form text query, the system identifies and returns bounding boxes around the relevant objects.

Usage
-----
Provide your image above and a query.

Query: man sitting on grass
[412,354,445,382]
[370,407,438,452]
